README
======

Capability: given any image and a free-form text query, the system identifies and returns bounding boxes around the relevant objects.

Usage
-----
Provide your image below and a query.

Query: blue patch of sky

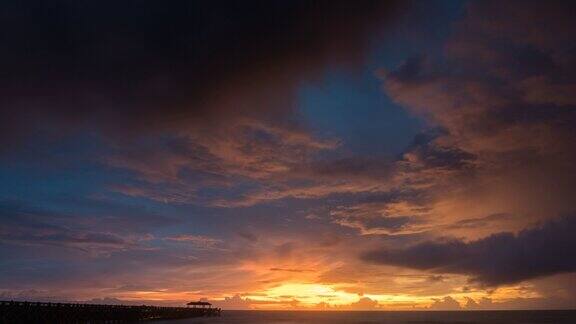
[297,0,466,157]
[297,69,421,156]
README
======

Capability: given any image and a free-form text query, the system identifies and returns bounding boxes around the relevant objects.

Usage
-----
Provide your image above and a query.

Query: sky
[1,0,576,311]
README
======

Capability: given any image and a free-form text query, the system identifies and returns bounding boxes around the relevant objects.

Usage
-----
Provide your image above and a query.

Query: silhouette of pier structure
[0,300,221,323]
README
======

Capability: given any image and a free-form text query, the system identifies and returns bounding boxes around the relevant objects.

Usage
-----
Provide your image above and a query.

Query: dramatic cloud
[362,216,576,286]
[0,0,401,148]
[0,0,404,210]
[2,0,576,311]
[379,0,576,233]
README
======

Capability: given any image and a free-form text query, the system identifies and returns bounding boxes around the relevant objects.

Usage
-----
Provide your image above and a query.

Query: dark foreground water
[152,310,576,324]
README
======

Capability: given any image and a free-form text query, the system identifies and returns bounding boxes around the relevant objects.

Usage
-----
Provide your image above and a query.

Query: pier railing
[0,300,221,323]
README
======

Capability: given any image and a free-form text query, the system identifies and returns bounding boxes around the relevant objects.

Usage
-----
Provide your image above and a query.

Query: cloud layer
[363,216,576,286]
[1,0,576,310]
[0,0,401,147]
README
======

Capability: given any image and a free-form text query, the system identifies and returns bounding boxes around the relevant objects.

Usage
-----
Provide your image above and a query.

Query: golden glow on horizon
[247,283,359,306]
[205,281,536,310]
[101,264,544,310]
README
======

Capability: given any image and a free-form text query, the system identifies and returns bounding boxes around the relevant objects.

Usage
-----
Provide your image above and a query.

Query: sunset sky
[1,0,576,310]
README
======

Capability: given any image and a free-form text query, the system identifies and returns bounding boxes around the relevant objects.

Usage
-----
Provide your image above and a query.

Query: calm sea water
[152,310,576,324]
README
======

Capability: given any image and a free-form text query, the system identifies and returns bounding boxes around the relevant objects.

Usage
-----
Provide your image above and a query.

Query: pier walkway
[0,300,221,323]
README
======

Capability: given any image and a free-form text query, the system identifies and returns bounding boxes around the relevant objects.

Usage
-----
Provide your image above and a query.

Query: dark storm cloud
[374,0,576,236]
[0,0,401,147]
[362,216,576,286]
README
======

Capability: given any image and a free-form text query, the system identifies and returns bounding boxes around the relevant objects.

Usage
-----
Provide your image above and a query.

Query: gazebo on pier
[186,301,212,309]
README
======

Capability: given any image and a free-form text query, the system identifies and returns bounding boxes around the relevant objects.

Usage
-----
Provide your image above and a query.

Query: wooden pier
[0,300,221,323]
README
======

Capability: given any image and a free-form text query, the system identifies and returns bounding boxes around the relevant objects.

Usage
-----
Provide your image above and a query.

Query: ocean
[151,310,576,324]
